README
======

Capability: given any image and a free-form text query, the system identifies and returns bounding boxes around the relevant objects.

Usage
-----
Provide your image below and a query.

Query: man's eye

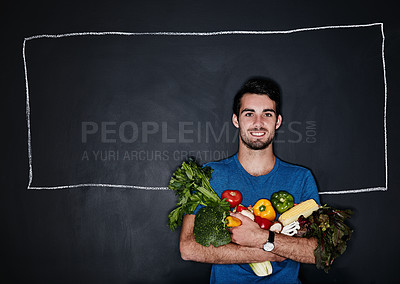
[264,113,273,117]
[244,113,253,117]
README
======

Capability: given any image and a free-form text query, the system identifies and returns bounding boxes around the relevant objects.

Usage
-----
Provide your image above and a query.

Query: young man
[179,77,320,283]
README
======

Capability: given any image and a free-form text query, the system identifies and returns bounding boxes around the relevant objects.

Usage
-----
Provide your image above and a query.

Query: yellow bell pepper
[225,216,242,227]
[253,199,276,221]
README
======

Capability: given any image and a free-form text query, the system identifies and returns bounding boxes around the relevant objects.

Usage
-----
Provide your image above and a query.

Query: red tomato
[221,190,243,208]
[254,216,273,230]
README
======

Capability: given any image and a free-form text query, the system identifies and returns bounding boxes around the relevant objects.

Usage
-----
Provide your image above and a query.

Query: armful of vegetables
[168,160,353,275]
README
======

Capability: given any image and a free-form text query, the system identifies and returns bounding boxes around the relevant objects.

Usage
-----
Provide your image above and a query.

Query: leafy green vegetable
[168,158,230,239]
[298,205,353,273]
[193,204,232,247]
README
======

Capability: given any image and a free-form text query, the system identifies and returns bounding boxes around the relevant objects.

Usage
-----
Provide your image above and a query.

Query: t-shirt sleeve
[193,203,204,215]
[300,171,321,205]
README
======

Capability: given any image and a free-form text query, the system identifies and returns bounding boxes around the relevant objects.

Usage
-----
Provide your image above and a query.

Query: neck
[237,142,276,176]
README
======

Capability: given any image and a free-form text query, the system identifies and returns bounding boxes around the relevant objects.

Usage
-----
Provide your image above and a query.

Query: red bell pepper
[235,205,248,212]
[254,216,273,230]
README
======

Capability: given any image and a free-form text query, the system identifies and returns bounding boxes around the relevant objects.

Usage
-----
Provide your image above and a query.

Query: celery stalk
[249,261,273,277]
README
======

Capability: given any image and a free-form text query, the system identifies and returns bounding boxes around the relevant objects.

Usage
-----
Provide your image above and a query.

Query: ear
[275,114,282,130]
[232,114,239,128]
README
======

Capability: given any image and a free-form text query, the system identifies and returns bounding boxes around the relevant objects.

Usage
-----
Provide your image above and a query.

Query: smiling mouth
[250,131,266,137]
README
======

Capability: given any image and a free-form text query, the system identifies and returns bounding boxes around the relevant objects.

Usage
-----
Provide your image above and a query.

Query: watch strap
[268,230,275,243]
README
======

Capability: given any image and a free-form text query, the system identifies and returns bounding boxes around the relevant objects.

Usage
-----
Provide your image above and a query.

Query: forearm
[180,238,279,264]
[233,229,317,264]
[230,213,317,264]
[273,233,317,264]
[180,214,283,264]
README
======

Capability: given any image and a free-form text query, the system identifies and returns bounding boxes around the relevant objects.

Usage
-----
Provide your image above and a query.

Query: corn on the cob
[278,199,319,226]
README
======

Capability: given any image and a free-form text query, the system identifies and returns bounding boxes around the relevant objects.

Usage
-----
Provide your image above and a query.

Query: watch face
[263,242,275,252]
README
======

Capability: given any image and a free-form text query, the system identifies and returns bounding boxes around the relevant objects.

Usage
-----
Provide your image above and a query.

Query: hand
[229,212,268,249]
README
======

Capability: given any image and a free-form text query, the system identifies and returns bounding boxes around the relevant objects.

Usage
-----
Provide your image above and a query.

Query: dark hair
[232,77,281,117]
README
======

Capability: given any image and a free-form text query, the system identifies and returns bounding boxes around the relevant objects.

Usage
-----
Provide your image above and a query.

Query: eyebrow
[241,108,276,114]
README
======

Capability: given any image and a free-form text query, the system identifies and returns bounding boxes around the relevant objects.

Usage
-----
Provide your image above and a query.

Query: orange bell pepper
[253,199,276,221]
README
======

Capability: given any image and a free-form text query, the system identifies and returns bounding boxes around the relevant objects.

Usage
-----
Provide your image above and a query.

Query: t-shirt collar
[233,153,280,179]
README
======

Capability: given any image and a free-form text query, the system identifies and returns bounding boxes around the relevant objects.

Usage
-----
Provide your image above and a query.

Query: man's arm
[179,214,286,264]
[230,212,317,264]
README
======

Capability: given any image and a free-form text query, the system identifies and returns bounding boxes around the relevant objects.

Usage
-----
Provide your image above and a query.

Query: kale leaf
[299,205,353,273]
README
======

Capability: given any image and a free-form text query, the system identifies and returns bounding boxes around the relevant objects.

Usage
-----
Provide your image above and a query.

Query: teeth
[251,132,265,136]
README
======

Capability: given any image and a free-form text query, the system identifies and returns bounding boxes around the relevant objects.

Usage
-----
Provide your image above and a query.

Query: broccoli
[193,204,231,247]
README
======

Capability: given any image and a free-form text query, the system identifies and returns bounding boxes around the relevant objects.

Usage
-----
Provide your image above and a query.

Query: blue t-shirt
[202,154,320,284]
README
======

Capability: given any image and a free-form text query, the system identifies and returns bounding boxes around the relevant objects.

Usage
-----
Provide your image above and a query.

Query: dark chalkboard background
[2,1,400,283]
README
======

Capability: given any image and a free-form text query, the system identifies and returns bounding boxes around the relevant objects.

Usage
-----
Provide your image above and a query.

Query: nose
[253,115,263,128]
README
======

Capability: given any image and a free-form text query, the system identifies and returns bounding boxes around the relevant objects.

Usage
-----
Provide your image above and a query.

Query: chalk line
[28,184,169,191]
[23,39,34,189]
[23,23,383,41]
[23,23,388,194]
[27,184,386,194]
[319,186,387,195]
[381,23,389,193]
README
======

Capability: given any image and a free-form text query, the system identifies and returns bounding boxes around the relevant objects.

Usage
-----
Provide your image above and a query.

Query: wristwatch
[263,231,275,252]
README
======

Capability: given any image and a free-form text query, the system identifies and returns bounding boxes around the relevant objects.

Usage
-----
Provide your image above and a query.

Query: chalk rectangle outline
[23,22,388,194]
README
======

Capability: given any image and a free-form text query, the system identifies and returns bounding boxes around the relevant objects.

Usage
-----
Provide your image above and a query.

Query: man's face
[232,93,282,150]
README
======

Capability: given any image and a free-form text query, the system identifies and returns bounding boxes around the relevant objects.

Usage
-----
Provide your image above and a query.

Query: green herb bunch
[168,158,230,232]
[298,205,353,273]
